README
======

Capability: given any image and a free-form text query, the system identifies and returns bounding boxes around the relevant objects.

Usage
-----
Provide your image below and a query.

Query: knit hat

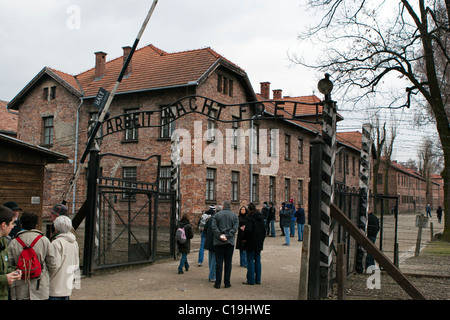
[51,204,68,216]
[209,205,216,212]
[3,201,21,211]
[289,199,294,204]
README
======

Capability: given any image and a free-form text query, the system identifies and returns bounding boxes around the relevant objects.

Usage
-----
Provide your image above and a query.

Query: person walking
[235,206,248,267]
[242,203,266,285]
[426,203,432,217]
[261,202,269,236]
[0,206,22,300]
[8,211,56,300]
[436,206,443,223]
[294,203,305,241]
[279,202,293,246]
[48,215,80,300]
[365,211,380,269]
[176,214,194,274]
[211,200,239,289]
[267,202,276,237]
[198,205,215,267]
[204,206,219,282]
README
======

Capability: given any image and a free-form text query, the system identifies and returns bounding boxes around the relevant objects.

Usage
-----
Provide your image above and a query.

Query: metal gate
[83,152,177,272]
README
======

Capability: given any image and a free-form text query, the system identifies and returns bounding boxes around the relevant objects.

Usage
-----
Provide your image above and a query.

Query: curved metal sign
[99,95,322,138]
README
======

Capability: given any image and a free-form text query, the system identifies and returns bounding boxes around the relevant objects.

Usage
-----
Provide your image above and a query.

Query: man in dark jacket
[242,203,266,285]
[211,201,238,289]
[267,202,276,237]
[294,204,305,241]
[366,211,380,269]
[177,214,194,274]
[280,202,293,245]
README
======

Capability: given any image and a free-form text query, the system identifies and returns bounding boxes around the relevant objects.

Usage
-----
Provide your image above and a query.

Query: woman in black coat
[235,206,248,267]
[177,214,194,274]
[242,203,266,285]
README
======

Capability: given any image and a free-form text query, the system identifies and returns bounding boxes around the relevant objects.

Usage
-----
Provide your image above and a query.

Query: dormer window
[43,86,56,101]
[217,74,234,97]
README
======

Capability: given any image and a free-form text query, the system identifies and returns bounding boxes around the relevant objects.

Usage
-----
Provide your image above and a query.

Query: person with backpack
[0,205,22,300]
[7,211,56,300]
[176,214,194,274]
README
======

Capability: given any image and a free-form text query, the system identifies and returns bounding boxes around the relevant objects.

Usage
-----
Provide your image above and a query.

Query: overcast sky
[0,0,438,163]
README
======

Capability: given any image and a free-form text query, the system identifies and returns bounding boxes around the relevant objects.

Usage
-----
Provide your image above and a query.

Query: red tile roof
[76,45,245,97]
[0,100,18,134]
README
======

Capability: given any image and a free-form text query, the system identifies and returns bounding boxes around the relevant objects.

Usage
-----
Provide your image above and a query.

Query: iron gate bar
[330,203,425,300]
[96,191,153,265]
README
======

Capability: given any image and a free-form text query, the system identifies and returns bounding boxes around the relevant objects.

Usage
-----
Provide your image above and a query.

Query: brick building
[6,44,364,223]
[374,157,443,213]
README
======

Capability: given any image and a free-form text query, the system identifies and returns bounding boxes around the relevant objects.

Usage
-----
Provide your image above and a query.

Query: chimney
[122,46,132,76]
[260,82,271,99]
[94,51,107,79]
[273,89,282,100]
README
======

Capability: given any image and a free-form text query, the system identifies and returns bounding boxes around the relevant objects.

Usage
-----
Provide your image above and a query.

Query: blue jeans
[269,220,275,236]
[214,244,234,287]
[283,227,290,245]
[297,223,304,241]
[246,250,262,284]
[178,253,189,272]
[208,250,216,281]
[198,231,206,264]
[290,221,296,236]
[239,249,247,267]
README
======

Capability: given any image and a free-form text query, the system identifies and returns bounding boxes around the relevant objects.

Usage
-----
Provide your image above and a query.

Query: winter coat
[211,209,239,246]
[294,207,305,225]
[177,219,194,254]
[49,232,80,297]
[204,213,215,251]
[0,237,14,300]
[367,213,380,238]
[279,205,294,228]
[235,212,247,250]
[267,206,276,221]
[8,229,56,300]
[242,210,266,252]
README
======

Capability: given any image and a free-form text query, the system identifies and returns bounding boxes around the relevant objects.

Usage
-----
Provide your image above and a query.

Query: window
[206,110,217,142]
[124,109,139,141]
[160,106,175,138]
[253,123,260,153]
[232,117,239,148]
[284,134,291,160]
[270,129,277,157]
[206,168,216,201]
[298,138,304,163]
[352,156,355,176]
[269,176,276,203]
[231,171,240,202]
[159,166,171,200]
[298,180,303,204]
[217,74,234,97]
[251,174,259,202]
[43,86,56,101]
[43,116,54,146]
[284,178,291,202]
[122,167,137,200]
[50,86,56,100]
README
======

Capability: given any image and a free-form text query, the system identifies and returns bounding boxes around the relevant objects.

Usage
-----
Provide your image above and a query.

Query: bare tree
[295,0,450,240]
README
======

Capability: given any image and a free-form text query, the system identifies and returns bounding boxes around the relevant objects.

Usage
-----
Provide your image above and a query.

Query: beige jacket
[8,230,56,300]
[48,232,80,297]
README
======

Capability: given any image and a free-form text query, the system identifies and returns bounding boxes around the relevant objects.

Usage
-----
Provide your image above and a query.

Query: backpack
[176,226,187,244]
[198,213,210,232]
[15,235,43,281]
